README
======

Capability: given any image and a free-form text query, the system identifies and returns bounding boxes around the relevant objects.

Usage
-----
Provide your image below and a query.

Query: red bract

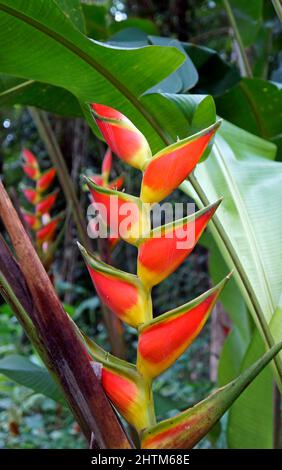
[91,104,151,169]
[36,216,60,244]
[22,187,39,204]
[141,123,220,203]
[137,278,228,379]
[137,200,221,287]
[22,149,40,180]
[22,211,40,230]
[36,190,59,216]
[20,150,60,261]
[86,178,150,245]
[36,168,56,193]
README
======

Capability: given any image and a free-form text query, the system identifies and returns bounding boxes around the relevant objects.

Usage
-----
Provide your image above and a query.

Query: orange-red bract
[137,277,229,379]
[140,122,220,203]
[101,147,112,179]
[137,200,221,287]
[78,244,151,328]
[36,217,60,243]
[22,187,39,204]
[22,211,40,230]
[101,366,149,431]
[22,149,40,180]
[86,177,150,245]
[108,175,124,191]
[91,103,151,169]
[36,191,58,216]
[36,168,56,192]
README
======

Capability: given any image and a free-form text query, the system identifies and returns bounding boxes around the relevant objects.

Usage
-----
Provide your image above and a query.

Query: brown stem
[28,107,91,250]
[0,180,131,449]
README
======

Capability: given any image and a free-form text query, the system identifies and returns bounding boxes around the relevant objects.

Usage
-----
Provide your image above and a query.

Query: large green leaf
[215,78,282,159]
[181,119,282,382]
[0,0,185,154]
[227,331,273,448]
[228,0,263,47]
[0,74,82,117]
[54,0,85,32]
[0,354,65,404]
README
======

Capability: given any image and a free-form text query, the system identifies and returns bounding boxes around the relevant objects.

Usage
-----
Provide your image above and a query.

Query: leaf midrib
[0,79,35,97]
[213,139,275,317]
[0,2,171,143]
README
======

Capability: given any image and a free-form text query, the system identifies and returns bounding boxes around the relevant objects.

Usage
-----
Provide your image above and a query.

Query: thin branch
[223,0,253,78]
[272,0,282,23]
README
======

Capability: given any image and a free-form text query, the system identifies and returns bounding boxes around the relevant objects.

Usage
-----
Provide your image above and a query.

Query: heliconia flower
[85,177,150,245]
[101,147,112,182]
[137,200,221,288]
[22,148,38,167]
[108,175,124,191]
[36,215,61,244]
[22,187,40,204]
[141,341,282,448]
[91,103,152,170]
[78,243,151,328]
[22,149,40,180]
[36,190,59,216]
[101,365,150,431]
[137,276,230,379]
[22,211,40,230]
[140,121,221,203]
[36,167,56,193]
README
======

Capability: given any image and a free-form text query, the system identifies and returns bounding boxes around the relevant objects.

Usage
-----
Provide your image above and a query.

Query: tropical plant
[20,148,61,270]
[0,0,281,449]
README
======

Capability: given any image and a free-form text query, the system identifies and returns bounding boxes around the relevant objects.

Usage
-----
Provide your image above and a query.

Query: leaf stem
[272,0,282,23]
[222,0,253,78]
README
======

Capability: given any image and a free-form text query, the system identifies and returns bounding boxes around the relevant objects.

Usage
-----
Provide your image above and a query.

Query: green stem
[272,0,282,23]
[222,0,253,78]
[145,378,156,427]
[29,107,91,250]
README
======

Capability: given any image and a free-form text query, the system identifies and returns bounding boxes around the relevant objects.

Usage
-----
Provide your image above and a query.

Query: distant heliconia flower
[22,187,40,204]
[20,149,60,261]
[36,216,60,244]
[22,148,40,180]
[36,190,59,216]
[36,167,56,193]
[22,211,40,230]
